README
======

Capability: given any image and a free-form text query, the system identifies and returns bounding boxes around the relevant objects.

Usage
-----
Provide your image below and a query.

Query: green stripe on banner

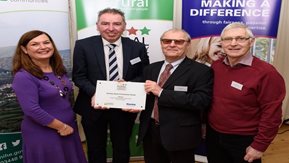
[122,0,173,20]
[75,0,87,30]
[75,0,174,30]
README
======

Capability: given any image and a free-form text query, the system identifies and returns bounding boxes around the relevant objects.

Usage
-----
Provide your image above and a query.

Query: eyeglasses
[221,37,251,44]
[161,39,189,45]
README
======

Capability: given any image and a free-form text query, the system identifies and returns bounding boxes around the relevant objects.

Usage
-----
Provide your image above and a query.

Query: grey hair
[221,22,254,38]
[160,28,191,42]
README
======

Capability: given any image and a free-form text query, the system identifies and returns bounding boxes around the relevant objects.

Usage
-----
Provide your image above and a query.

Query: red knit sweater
[208,56,286,152]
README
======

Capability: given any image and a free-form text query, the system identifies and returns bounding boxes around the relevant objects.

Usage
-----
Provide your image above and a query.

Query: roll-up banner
[0,1,70,162]
[182,0,282,64]
[74,0,174,159]
[181,0,282,162]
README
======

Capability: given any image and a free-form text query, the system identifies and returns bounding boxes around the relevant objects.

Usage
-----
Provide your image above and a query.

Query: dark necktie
[153,64,173,122]
[108,44,119,81]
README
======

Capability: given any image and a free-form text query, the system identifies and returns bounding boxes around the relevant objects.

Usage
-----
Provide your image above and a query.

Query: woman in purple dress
[12,30,87,163]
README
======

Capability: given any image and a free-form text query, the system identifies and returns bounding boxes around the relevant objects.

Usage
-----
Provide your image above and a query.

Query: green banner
[0,133,22,163]
[75,0,174,158]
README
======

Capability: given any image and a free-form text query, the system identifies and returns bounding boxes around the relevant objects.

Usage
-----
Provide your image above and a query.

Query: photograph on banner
[0,1,70,162]
[182,0,282,64]
[188,36,224,66]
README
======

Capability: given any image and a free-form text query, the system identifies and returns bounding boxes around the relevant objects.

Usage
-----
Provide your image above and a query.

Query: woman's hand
[57,124,74,136]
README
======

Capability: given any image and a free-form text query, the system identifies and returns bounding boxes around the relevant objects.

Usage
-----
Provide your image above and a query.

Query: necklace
[43,75,69,98]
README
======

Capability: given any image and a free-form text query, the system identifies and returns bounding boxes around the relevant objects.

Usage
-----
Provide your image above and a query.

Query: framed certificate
[94,80,146,110]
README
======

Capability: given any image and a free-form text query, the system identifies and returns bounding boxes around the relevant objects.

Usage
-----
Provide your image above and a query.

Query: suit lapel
[94,36,107,78]
[122,38,130,79]
[152,62,164,82]
[147,62,163,112]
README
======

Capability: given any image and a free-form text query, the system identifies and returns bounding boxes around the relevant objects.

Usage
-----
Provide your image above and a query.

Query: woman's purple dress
[12,69,87,163]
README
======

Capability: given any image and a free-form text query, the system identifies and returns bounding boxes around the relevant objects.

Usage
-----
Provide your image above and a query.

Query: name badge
[231,81,243,90]
[174,86,188,92]
[130,57,141,65]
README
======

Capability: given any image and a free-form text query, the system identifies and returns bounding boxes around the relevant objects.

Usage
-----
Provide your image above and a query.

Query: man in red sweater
[207,22,286,163]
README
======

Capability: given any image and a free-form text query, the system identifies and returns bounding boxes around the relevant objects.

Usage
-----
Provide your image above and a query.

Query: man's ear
[250,38,256,47]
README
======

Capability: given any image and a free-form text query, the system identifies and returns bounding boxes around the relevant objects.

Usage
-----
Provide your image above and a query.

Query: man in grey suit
[138,29,213,163]
[72,8,149,163]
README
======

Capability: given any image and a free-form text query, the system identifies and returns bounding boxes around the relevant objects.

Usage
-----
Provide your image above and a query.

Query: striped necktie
[108,44,119,81]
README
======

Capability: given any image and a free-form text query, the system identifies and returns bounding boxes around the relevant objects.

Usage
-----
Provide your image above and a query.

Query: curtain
[273,0,289,121]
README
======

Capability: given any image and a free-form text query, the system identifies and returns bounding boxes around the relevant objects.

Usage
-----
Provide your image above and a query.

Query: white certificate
[94,80,146,110]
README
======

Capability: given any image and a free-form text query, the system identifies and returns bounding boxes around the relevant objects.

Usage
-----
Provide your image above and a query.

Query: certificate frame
[94,80,146,110]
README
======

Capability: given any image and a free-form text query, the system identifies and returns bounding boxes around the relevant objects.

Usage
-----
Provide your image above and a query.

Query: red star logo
[127,27,138,35]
